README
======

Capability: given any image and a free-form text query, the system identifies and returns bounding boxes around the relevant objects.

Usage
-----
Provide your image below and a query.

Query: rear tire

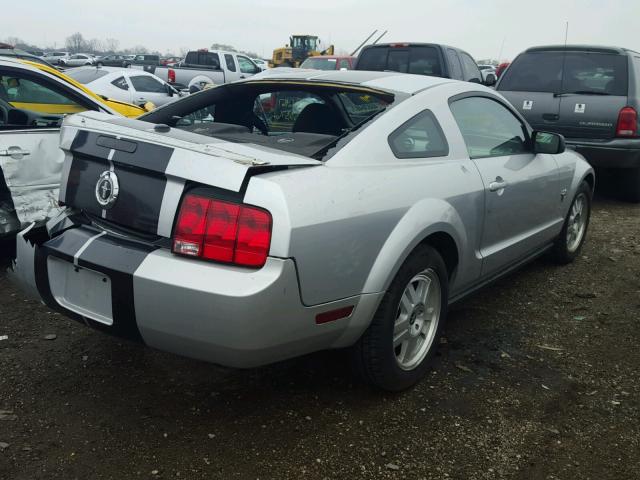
[551,181,592,264]
[351,245,449,392]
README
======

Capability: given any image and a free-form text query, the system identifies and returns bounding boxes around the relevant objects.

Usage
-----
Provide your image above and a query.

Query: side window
[238,56,259,74]
[459,53,482,82]
[111,76,129,90]
[224,54,236,72]
[129,75,166,93]
[446,49,463,79]
[450,96,529,159]
[388,110,449,159]
[0,69,90,126]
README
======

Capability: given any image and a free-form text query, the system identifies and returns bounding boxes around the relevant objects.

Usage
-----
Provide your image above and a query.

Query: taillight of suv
[172,193,272,268]
[616,107,638,137]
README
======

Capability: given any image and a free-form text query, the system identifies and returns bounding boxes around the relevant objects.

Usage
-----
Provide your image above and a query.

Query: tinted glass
[67,69,109,83]
[498,52,564,93]
[450,96,529,158]
[356,47,388,70]
[111,76,129,90]
[388,110,448,158]
[408,47,442,76]
[387,50,409,72]
[446,49,463,79]
[338,59,351,69]
[562,53,628,95]
[130,75,166,93]
[224,54,236,72]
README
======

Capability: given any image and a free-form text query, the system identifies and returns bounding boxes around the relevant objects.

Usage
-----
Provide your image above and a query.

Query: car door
[449,94,563,277]
[458,51,483,83]
[223,53,240,82]
[0,65,104,234]
[127,74,170,106]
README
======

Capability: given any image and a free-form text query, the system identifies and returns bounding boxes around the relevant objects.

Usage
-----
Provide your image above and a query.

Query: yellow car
[8,59,153,117]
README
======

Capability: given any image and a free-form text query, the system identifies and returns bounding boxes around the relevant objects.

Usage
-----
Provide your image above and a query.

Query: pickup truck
[151,50,262,90]
[355,43,496,86]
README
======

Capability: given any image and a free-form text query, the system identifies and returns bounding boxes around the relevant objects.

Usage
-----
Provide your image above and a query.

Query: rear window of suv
[357,46,443,76]
[498,51,628,96]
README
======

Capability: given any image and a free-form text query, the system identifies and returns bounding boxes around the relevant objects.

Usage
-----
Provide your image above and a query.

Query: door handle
[0,146,30,157]
[239,75,246,79]
[489,177,508,192]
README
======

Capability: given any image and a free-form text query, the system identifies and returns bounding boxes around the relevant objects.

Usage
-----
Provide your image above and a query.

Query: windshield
[498,51,628,95]
[300,58,337,70]
[141,82,396,159]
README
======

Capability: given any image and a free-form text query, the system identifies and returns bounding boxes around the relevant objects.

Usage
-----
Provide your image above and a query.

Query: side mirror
[533,131,565,154]
[484,73,497,87]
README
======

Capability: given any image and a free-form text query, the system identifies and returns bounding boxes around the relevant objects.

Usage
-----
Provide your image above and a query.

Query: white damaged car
[10,70,594,390]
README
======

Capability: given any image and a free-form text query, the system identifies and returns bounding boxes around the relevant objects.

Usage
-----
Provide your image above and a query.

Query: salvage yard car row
[0,37,638,391]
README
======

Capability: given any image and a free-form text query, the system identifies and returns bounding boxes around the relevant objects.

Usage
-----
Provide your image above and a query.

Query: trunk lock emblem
[95,171,120,209]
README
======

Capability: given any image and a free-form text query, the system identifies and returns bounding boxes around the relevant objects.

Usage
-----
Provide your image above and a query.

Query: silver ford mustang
[11,70,594,391]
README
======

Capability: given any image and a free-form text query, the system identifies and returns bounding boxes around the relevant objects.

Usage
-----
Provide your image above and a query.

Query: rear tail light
[616,106,638,137]
[168,68,176,84]
[172,193,272,268]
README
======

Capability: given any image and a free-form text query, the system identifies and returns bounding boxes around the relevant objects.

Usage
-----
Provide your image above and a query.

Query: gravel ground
[0,196,638,480]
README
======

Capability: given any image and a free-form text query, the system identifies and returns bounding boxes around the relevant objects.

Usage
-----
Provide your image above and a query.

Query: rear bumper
[566,138,640,169]
[29,225,381,368]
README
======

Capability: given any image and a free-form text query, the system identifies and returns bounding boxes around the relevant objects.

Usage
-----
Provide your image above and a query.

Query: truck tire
[351,245,448,391]
[551,180,592,264]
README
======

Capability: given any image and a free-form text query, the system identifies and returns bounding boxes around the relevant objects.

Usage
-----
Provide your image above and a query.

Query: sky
[5,0,640,61]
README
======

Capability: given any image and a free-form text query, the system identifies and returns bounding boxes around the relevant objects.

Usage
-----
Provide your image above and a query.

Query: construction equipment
[269,35,334,68]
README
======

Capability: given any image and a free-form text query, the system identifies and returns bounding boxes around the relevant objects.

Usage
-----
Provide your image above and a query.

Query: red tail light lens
[616,107,638,137]
[168,68,176,84]
[172,193,272,268]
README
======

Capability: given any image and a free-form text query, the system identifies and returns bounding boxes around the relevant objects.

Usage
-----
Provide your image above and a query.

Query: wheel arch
[361,199,466,295]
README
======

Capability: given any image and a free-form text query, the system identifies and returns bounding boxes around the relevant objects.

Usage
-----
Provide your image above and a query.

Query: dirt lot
[0,196,638,480]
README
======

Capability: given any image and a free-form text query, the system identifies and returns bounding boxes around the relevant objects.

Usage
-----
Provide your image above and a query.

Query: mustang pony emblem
[95,171,119,209]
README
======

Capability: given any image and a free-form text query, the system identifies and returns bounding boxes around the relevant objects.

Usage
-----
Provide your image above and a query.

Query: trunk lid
[59,111,321,237]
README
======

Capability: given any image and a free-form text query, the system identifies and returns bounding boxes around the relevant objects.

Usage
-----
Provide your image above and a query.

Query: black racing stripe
[75,234,156,342]
[112,140,172,172]
[103,165,167,234]
[43,227,96,262]
[70,130,112,160]
[63,155,109,215]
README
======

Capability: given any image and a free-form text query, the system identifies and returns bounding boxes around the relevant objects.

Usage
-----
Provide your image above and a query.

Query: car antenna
[557,21,569,97]
[372,30,388,45]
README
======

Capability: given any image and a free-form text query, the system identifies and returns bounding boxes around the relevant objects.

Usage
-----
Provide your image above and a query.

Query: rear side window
[446,49,463,79]
[111,76,129,90]
[388,110,448,159]
[459,52,481,82]
[224,54,236,72]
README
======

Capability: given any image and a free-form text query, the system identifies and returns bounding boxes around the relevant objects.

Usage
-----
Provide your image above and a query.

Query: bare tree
[86,38,103,54]
[104,38,119,54]
[65,32,85,53]
[132,45,149,54]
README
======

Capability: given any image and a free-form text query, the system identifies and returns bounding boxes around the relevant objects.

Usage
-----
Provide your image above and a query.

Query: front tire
[551,181,592,264]
[351,245,449,391]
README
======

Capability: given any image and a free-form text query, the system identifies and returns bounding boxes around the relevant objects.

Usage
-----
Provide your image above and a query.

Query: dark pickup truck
[355,42,496,86]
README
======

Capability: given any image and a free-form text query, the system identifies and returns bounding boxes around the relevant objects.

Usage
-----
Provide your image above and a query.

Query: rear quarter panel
[246,83,487,306]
